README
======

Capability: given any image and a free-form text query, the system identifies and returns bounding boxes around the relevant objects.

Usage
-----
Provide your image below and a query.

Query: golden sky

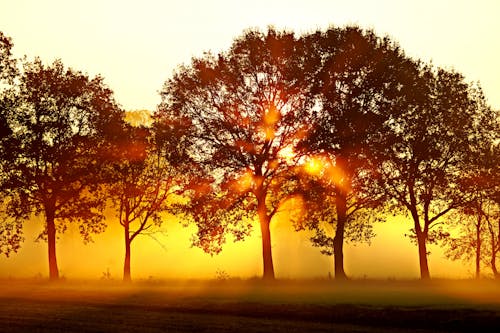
[0,0,498,279]
[1,0,499,111]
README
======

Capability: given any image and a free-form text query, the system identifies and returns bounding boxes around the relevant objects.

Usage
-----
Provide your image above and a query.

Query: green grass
[0,278,499,332]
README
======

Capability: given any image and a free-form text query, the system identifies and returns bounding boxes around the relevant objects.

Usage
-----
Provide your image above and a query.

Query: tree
[443,129,500,278]
[484,185,500,278]
[298,27,415,279]
[1,58,124,279]
[108,117,192,282]
[444,195,499,278]
[0,31,21,257]
[156,29,315,279]
[374,66,492,279]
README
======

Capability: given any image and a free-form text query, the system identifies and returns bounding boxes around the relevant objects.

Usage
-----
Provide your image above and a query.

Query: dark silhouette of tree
[0,31,22,257]
[444,195,499,278]
[297,27,415,279]
[1,58,124,279]
[443,127,500,278]
[156,29,315,279]
[483,201,500,278]
[107,117,192,282]
[374,65,492,279]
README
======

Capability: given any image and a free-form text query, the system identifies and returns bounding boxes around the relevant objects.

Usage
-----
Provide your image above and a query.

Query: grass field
[0,279,499,332]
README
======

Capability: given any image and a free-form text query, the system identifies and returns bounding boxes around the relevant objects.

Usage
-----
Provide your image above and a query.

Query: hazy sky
[1,0,499,111]
[0,0,498,279]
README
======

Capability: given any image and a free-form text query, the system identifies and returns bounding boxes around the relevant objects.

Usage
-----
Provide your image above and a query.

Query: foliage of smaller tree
[443,137,500,278]
[107,116,192,281]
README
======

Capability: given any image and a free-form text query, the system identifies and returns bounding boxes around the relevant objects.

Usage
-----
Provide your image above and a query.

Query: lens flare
[261,105,281,141]
[304,156,325,176]
[236,170,254,192]
[303,155,349,191]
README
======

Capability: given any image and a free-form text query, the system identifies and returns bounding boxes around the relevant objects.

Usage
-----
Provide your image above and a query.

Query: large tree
[298,27,416,279]
[374,66,493,279]
[1,58,124,279]
[156,29,315,279]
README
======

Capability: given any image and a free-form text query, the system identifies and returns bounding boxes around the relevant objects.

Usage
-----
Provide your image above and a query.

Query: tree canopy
[1,57,124,279]
[0,26,498,281]
[373,65,496,279]
[297,27,417,278]
[156,28,316,279]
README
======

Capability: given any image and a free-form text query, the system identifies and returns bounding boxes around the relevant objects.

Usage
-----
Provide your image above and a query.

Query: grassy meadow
[0,278,499,332]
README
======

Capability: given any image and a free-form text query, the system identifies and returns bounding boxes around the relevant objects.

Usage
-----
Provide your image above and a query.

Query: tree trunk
[495,219,500,279]
[123,220,131,282]
[416,230,430,280]
[257,190,274,280]
[46,208,59,280]
[491,249,498,279]
[333,191,348,280]
[475,217,482,279]
[410,206,430,280]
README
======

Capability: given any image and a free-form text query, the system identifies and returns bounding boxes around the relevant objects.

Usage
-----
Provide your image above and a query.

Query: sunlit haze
[1,0,498,280]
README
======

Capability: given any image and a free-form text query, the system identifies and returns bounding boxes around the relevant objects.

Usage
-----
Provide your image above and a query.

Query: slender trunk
[257,190,274,280]
[333,191,348,280]
[123,220,131,282]
[46,208,59,280]
[475,216,482,279]
[492,220,499,279]
[491,248,498,279]
[496,219,500,279]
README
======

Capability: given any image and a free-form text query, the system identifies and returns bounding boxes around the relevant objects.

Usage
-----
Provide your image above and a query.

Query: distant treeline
[0,27,498,282]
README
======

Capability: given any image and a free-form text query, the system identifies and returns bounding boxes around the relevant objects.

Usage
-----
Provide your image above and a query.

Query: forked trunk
[333,192,348,280]
[46,208,59,280]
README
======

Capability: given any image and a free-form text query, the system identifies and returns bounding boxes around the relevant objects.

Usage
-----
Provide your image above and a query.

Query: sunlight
[304,156,325,176]
[303,155,349,191]
[324,163,348,191]
[264,127,275,140]
[263,104,280,126]
[235,169,254,193]
[278,146,296,163]
[275,194,305,224]
[261,104,281,141]
[124,109,153,127]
